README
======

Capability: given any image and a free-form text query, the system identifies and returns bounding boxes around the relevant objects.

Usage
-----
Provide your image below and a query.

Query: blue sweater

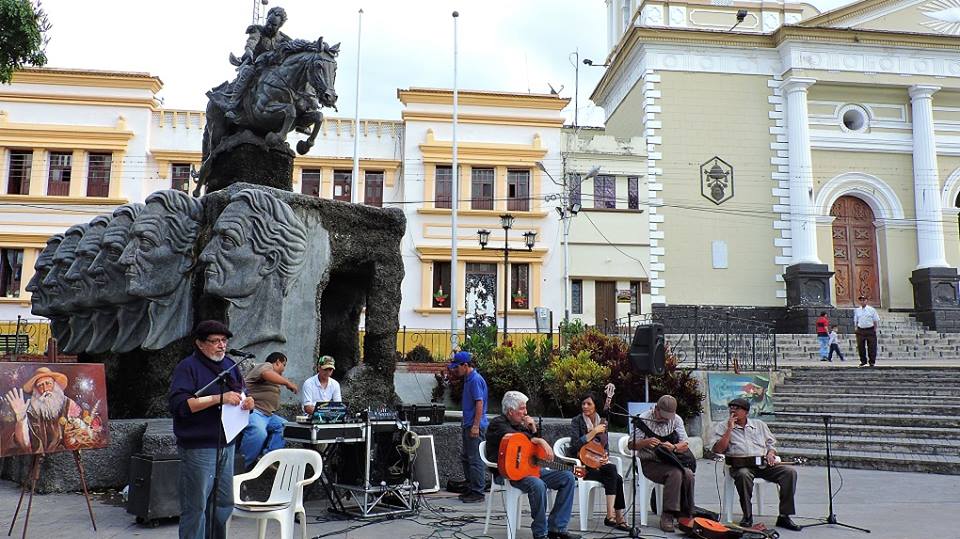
[167,350,246,449]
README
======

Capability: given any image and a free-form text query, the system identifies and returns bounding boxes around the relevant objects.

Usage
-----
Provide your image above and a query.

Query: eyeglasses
[204,337,229,345]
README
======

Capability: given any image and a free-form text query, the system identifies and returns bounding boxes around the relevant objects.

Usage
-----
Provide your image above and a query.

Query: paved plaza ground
[1,459,957,539]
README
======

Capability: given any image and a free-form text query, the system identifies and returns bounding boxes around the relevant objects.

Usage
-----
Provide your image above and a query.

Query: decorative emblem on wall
[920,0,960,34]
[700,156,734,205]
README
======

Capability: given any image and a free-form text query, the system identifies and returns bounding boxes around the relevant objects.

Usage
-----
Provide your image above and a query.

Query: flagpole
[450,10,460,352]
[351,8,363,203]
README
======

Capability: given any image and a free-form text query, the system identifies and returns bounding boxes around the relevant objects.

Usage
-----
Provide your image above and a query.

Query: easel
[7,450,97,539]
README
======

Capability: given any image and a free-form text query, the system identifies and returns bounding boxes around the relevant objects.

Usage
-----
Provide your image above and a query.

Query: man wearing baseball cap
[301,355,341,414]
[448,350,488,503]
[709,398,801,531]
[853,294,880,367]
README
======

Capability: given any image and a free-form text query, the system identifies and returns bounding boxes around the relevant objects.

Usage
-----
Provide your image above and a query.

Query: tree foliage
[0,0,50,84]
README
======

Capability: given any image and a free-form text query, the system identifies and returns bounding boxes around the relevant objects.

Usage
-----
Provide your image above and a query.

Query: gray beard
[28,386,67,421]
[209,352,225,363]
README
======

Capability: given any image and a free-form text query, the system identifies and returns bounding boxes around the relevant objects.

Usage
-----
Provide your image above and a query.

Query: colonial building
[593,0,960,331]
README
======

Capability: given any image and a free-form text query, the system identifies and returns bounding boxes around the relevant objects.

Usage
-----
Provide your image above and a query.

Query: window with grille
[628,176,639,210]
[570,175,582,207]
[86,153,112,197]
[365,171,384,207]
[630,280,642,314]
[507,169,530,212]
[432,261,451,308]
[510,263,530,309]
[471,168,494,210]
[333,170,352,201]
[572,279,583,314]
[171,163,192,192]
[301,169,321,197]
[435,165,452,209]
[594,175,616,209]
[6,151,32,195]
[47,152,72,196]
[0,248,23,298]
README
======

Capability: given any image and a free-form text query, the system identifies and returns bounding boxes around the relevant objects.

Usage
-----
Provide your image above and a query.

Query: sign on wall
[706,372,773,418]
[0,362,109,457]
[700,156,734,205]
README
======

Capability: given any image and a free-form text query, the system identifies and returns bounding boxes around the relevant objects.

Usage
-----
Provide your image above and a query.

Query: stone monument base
[784,263,834,308]
[204,138,294,193]
[910,267,960,332]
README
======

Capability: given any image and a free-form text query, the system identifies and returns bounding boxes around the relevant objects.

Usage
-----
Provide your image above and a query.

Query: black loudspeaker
[629,323,665,375]
[127,454,180,526]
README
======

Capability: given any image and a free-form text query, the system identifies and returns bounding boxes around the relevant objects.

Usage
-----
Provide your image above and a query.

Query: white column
[909,85,950,269]
[782,77,820,265]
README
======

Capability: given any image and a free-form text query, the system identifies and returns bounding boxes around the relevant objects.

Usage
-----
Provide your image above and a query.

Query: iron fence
[596,309,778,371]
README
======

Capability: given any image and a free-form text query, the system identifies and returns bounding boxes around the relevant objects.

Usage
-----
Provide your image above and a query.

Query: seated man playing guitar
[708,398,802,532]
[485,390,581,539]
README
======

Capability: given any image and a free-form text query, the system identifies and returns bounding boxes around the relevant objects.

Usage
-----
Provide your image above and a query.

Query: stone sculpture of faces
[200,189,307,300]
[88,203,145,306]
[120,190,203,299]
[25,234,64,317]
[64,215,111,309]
[42,224,89,314]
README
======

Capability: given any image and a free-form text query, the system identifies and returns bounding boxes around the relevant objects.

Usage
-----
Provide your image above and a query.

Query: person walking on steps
[853,295,880,367]
[826,324,845,362]
[815,312,830,361]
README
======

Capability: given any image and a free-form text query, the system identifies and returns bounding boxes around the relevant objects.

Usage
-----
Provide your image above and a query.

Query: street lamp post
[478,214,536,342]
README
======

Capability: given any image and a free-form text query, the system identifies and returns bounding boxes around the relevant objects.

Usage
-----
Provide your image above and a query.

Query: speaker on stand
[628,323,665,401]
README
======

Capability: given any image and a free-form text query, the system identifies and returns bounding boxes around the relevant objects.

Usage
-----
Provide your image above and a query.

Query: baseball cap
[317,355,335,370]
[655,395,677,420]
[447,351,472,369]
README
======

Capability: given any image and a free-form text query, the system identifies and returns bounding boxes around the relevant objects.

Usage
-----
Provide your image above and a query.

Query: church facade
[594,0,960,330]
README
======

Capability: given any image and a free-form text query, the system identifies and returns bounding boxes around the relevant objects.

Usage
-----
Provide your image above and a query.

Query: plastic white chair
[720,458,778,522]
[616,435,664,527]
[229,448,322,539]
[479,440,526,539]
[554,436,623,532]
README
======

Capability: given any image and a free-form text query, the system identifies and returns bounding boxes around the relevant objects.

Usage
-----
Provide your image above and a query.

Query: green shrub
[461,325,497,364]
[476,336,554,411]
[543,351,611,416]
[404,344,433,363]
[559,318,587,343]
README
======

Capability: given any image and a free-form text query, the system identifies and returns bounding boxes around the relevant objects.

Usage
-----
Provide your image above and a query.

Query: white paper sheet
[222,392,250,444]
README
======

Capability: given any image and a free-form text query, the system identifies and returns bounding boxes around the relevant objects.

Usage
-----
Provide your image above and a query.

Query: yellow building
[594,0,960,331]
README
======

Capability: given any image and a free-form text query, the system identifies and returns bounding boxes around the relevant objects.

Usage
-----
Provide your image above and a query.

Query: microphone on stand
[228,348,256,359]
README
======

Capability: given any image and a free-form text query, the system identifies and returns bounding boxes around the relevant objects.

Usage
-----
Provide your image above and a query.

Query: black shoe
[739,516,753,528]
[776,515,803,531]
[548,532,582,539]
[459,492,484,503]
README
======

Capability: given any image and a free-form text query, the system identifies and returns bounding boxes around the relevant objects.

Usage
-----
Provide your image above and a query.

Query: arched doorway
[831,196,881,306]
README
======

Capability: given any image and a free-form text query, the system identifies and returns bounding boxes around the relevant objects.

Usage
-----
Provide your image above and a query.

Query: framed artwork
[0,362,109,457]
[707,372,774,419]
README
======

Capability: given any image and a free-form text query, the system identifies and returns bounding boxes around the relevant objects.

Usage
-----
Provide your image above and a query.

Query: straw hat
[22,367,68,393]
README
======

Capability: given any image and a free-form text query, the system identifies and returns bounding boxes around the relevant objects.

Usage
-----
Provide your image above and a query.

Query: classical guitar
[498,433,586,481]
[578,383,615,469]
[724,455,808,468]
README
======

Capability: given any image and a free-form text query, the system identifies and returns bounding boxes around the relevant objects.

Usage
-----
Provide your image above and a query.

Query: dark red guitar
[498,433,586,481]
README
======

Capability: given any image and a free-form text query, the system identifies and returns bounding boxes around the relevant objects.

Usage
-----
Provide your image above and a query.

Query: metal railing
[0,316,52,356]
[597,309,779,371]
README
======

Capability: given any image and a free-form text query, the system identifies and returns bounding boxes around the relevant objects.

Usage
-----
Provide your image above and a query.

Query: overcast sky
[39,0,854,127]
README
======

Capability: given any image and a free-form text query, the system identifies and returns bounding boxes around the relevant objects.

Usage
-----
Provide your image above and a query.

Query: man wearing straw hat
[5,366,83,453]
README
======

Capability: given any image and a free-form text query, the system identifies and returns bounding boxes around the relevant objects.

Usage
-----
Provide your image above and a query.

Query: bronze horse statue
[196,38,340,196]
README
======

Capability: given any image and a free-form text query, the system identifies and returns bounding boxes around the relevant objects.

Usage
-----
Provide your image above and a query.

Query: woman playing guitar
[567,384,630,531]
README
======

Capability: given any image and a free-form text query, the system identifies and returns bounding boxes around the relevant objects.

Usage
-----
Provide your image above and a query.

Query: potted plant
[511,291,527,309]
[433,286,448,306]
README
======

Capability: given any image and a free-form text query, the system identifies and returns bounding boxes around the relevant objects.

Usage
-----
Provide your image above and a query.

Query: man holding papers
[168,320,255,539]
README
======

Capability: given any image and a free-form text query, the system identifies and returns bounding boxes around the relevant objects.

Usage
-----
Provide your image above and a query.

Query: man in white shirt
[301,355,341,414]
[853,294,880,367]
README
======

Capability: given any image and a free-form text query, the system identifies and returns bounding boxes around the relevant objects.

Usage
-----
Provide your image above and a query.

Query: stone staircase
[777,310,960,363]
[767,366,960,474]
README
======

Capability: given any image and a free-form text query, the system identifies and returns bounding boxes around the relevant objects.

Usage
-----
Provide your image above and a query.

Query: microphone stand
[605,409,654,539]
[799,414,870,533]
[192,353,253,539]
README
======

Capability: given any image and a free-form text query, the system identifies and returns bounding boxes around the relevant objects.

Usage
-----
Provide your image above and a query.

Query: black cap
[194,320,233,340]
[728,398,751,411]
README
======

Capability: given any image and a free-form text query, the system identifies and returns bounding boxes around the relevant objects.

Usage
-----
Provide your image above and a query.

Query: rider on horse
[224,6,291,122]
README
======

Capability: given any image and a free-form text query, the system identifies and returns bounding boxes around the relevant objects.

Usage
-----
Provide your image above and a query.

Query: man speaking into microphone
[168,320,254,539]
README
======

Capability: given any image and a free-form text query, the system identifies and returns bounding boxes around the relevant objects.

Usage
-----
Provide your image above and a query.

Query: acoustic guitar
[578,383,615,469]
[498,433,586,481]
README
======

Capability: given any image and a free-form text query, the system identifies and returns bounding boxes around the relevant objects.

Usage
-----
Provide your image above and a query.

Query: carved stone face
[89,213,137,305]
[65,219,108,308]
[119,203,192,299]
[199,205,272,299]
[26,238,62,316]
[42,232,84,313]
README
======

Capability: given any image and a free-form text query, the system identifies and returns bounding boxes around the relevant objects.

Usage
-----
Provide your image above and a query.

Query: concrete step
[764,412,960,428]
[765,420,960,440]
[775,386,960,397]
[774,433,960,456]
[774,393,960,405]
[776,401,960,415]
[776,446,960,474]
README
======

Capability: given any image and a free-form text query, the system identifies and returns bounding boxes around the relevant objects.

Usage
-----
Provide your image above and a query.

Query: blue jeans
[178,445,234,539]
[511,468,576,537]
[818,335,830,358]
[461,426,486,496]
[239,409,286,468]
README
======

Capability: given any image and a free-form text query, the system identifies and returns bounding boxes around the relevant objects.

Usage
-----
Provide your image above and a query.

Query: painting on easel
[0,362,109,457]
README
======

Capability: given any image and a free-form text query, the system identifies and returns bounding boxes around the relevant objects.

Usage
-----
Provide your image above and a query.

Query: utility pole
[450,11,460,351]
[351,8,363,203]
